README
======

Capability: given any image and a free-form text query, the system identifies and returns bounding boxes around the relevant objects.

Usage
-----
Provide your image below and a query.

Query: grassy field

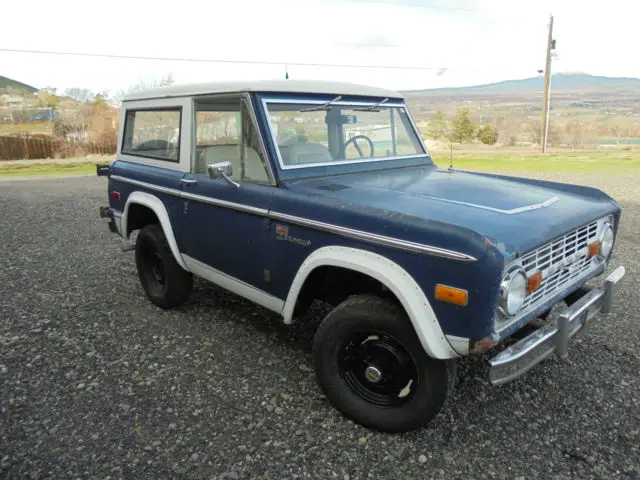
[1,150,639,177]
[0,161,98,177]
[429,150,640,173]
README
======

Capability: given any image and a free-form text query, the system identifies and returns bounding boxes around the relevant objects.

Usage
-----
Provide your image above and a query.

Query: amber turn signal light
[435,284,468,307]
[588,240,601,258]
[527,271,543,293]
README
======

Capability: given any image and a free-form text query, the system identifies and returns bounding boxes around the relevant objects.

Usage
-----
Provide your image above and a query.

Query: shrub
[477,124,498,145]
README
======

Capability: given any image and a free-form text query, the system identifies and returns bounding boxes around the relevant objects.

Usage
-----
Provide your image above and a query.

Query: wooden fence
[0,135,117,160]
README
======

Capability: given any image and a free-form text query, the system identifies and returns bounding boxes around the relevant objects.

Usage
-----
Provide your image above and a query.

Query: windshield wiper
[299,95,343,112]
[354,98,389,112]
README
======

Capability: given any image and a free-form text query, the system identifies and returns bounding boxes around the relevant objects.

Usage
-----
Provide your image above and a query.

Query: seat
[282,143,334,166]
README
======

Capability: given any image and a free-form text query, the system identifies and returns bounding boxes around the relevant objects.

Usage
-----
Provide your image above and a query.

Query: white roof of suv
[123,80,404,101]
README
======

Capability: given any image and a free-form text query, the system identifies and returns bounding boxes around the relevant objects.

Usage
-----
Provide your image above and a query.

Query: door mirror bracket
[207,161,240,188]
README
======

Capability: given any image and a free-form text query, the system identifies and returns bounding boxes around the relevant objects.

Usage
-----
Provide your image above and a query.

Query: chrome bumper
[489,266,626,386]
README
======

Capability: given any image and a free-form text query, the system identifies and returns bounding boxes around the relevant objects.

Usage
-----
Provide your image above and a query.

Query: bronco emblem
[275,224,311,247]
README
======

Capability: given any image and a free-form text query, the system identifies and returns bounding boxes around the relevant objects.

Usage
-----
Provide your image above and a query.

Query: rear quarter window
[122,108,181,162]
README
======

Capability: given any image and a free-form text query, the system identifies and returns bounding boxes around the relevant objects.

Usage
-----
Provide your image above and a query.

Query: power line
[0,47,446,71]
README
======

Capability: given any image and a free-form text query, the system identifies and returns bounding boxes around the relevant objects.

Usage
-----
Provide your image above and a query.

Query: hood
[285,165,618,256]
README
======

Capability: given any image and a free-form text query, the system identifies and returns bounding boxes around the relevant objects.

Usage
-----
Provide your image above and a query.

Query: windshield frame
[261,96,431,172]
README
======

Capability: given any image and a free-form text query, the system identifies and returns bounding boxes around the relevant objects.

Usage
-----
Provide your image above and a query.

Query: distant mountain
[0,75,37,93]
[403,74,640,97]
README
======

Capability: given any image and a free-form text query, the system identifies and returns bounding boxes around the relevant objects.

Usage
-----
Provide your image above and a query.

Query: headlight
[500,269,527,316]
[598,222,614,259]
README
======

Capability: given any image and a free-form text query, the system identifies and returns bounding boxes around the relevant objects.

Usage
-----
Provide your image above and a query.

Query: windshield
[265,101,426,169]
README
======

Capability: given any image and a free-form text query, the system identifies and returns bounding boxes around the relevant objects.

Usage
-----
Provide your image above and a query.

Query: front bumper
[488,265,626,386]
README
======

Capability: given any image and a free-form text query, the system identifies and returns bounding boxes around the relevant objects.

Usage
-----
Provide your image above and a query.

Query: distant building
[4,96,24,106]
[10,108,60,122]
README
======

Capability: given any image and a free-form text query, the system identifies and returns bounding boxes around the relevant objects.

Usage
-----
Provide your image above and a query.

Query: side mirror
[207,161,239,188]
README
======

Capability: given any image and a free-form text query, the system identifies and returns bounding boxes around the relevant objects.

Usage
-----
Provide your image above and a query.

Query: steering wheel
[344,135,375,158]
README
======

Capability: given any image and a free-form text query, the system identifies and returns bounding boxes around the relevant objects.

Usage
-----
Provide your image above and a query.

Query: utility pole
[541,15,554,153]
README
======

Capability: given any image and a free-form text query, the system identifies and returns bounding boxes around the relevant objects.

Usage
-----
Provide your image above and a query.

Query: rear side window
[122,108,181,162]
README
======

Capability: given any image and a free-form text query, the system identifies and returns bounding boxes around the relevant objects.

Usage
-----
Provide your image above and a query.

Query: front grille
[520,219,599,310]
[496,218,606,331]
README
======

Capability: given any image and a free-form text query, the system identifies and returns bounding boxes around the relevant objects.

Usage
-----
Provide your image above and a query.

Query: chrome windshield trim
[110,175,269,216]
[278,154,428,171]
[261,98,430,172]
[403,103,431,157]
[269,211,477,262]
[111,174,476,262]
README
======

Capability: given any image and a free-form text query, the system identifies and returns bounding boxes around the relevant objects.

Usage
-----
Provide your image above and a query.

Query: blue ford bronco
[98,80,625,432]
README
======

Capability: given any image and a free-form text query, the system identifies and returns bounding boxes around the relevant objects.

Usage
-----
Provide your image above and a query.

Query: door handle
[181,178,198,186]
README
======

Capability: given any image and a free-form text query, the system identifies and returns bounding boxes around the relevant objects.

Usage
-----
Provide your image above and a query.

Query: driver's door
[179,96,276,292]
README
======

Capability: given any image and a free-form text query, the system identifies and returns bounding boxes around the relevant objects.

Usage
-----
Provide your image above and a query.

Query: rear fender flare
[122,191,189,271]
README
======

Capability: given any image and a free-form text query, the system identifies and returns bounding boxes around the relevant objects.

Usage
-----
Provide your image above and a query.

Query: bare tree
[64,88,94,103]
[115,73,175,103]
[611,124,626,145]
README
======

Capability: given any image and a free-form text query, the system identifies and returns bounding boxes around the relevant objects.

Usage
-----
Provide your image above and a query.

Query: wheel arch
[282,246,458,360]
[122,191,189,271]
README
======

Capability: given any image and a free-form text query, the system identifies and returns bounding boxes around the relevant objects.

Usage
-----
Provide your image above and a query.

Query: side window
[194,98,270,183]
[122,108,181,161]
[240,100,271,184]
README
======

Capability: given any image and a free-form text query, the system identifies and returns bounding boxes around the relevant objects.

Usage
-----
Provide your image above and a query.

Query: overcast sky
[1,0,638,95]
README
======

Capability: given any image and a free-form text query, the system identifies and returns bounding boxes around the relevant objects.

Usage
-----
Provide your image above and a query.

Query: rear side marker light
[111,191,121,200]
[527,271,543,293]
[435,284,468,307]
[588,240,601,258]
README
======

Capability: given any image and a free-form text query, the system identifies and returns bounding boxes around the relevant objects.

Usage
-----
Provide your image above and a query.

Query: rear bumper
[488,265,626,386]
[99,206,122,235]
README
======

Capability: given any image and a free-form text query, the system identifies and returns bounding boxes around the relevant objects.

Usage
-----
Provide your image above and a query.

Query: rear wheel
[312,294,455,432]
[135,224,192,309]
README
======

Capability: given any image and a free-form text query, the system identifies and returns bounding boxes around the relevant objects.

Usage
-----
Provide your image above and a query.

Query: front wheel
[135,224,193,309]
[312,294,455,432]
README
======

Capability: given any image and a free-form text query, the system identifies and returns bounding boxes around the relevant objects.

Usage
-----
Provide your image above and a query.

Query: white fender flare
[122,191,189,271]
[282,246,459,360]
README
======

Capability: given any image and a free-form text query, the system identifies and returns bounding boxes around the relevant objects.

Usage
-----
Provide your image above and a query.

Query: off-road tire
[312,294,456,432]
[135,224,192,309]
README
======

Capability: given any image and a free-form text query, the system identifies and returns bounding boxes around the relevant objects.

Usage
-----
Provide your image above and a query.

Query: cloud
[1,0,638,93]
[334,33,401,49]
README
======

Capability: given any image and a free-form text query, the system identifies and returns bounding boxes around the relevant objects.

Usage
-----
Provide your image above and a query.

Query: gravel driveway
[1,174,638,479]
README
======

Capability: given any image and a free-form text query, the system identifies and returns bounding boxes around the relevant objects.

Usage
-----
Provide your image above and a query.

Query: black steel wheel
[338,331,418,408]
[313,294,456,432]
[139,241,166,293]
[135,224,193,309]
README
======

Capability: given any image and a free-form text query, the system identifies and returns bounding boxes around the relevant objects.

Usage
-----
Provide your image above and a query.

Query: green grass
[1,150,640,177]
[429,150,640,173]
[0,162,97,177]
